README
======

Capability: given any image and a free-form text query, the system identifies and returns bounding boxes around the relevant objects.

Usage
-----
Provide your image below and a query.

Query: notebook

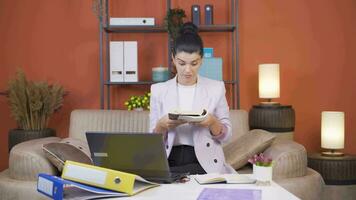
[86,132,187,183]
[194,173,256,184]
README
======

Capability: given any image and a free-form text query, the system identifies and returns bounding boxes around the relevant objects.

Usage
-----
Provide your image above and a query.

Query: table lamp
[321,111,345,157]
[259,63,280,105]
[249,63,295,137]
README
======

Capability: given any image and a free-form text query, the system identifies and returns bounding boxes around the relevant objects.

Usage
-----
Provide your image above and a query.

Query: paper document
[197,188,261,200]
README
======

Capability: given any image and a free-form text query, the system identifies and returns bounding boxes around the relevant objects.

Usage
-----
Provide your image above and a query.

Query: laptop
[85,132,188,183]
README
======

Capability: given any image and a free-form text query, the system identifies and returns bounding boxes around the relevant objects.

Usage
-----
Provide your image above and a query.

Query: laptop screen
[86,132,171,179]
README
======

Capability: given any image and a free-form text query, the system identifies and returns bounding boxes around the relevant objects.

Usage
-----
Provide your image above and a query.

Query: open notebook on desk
[194,174,256,184]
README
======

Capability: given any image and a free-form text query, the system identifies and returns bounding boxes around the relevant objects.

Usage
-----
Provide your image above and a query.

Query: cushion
[42,138,92,172]
[263,139,307,179]
[223,129,276,170]
[9,137,60,181]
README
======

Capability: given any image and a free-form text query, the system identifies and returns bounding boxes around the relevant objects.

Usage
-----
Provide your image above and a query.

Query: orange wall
[238,0,356,154]
[0,0,101,170]
[0,0,355,171]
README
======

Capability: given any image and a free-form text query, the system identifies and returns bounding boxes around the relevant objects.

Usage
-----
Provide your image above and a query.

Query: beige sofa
[0,109,324,200]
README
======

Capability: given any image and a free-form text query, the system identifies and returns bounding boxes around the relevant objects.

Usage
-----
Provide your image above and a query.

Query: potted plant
[124,92,150,111]
[7,69,65,152]
[248,153,273,185]
[164,8,186,41]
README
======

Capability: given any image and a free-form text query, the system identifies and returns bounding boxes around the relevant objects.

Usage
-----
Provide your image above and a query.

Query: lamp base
[259,102,281,106]
[321,150,344,157]
[259,98,280,106]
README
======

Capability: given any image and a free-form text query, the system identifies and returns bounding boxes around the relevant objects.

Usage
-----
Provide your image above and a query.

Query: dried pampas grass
[8,69,64,130]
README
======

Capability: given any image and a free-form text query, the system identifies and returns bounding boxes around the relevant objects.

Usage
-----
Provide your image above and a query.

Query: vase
[133,108,144,111]
[8,128,56,152]
[253,164,273,185]
[152,66,169,82]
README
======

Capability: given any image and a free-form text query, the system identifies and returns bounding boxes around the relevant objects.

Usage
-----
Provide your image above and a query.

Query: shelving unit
[97,0,239,109]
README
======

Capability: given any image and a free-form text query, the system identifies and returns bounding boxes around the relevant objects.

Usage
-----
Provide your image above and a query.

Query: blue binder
[37,173,126,200]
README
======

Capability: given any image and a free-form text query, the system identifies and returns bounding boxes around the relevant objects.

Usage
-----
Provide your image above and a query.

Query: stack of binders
[110,41,138,82]
[37,160,159,200]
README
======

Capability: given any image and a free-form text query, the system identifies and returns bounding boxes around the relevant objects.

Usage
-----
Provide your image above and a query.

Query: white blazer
[149,75,235,174]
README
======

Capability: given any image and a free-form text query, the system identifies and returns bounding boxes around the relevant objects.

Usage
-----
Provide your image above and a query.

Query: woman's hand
[191,113,215,128]
[154,115,187,134]
[191,114,223,136]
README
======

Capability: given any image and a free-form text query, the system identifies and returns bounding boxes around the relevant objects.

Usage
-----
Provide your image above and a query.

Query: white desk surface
[113,176,300,200]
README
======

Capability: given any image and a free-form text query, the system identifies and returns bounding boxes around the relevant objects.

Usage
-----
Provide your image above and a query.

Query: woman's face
[172,51,202,86]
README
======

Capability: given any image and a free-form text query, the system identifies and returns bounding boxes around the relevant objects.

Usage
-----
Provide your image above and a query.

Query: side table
[308,153,356,185]
[249,104,295,140]
[308,153,356,200]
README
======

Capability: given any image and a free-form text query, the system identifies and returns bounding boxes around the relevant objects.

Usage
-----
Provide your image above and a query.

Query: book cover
[194,174,256,184]
[197,188,261,200]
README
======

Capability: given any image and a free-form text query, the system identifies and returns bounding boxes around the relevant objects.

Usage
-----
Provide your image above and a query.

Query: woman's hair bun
[180,22,198,35]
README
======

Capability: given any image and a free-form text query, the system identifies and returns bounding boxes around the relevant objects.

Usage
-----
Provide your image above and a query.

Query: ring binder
[205,5,214,25]
[61,160,159,195]
[191,5,201,26]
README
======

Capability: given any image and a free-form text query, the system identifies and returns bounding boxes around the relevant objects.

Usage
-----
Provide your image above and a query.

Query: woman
[149,22,234,174]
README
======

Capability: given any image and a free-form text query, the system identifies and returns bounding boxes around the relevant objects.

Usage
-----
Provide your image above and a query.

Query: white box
[109,41,124,82]
[110,18,155,26]
[123,41,138,82]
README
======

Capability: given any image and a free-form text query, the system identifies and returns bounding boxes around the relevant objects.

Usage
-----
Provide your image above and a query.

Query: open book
[168,109,208,122]
[194,173,256,184]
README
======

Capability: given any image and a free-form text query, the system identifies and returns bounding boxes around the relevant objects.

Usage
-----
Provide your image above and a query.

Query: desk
[114,176,299,200]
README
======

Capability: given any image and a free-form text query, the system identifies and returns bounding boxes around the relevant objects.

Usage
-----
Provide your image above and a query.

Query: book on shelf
[194,173,256,184]
[197,188,261,200]
[168,109,208,122]
[61,160,159,195]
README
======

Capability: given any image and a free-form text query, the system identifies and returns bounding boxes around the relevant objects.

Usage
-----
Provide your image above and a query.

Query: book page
[194,174,226,184]
[169,109,205,116]
[169,109,208,122]
[133,176,160,194]
[63,186,126,200]
[222,174,256,184]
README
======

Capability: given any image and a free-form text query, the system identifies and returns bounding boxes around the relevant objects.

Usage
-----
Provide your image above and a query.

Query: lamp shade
[258,64,280,99]
[321,111,345,149]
